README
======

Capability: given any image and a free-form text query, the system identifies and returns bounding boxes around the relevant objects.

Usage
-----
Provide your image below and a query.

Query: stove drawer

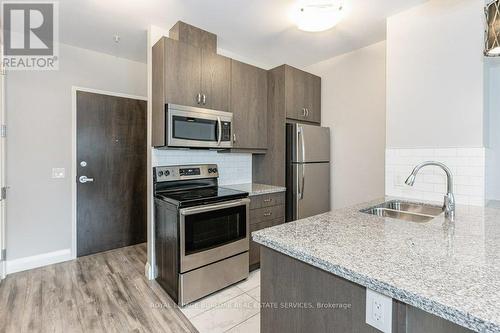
[179,252,249,306]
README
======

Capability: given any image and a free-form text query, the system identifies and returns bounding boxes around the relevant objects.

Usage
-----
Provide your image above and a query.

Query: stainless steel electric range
[153,164,250,306]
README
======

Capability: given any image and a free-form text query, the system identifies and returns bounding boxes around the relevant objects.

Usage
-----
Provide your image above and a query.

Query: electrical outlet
[52,168,65,179]
[366,288,392,333]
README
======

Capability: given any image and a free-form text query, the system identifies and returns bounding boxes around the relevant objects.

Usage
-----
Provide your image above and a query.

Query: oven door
[179,198,250,273]
[168,105,233,149]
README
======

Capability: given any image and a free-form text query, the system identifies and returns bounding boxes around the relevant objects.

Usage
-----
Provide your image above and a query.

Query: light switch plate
[366,288,392,333]
[52,168,65,179]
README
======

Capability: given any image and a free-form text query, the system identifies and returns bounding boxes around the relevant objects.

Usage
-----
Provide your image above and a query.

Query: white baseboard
[6,248,73,274]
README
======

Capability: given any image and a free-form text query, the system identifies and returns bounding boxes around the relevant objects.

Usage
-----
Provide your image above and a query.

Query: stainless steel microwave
[166,104,233,149]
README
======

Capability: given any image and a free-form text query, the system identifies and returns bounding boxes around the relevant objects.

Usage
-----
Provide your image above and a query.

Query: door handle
[196,93,202,104]
[302,108,306,117]
[79,175,94,184]
[217,117,222,146]
[306,108,310,117]
[202,94,207,105]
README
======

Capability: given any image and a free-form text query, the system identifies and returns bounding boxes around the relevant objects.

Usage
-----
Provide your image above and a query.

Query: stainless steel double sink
[360,200,444,223]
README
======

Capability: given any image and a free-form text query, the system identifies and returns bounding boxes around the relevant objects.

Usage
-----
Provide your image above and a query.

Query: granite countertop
[222,183,286,196]
[252,197,500,333]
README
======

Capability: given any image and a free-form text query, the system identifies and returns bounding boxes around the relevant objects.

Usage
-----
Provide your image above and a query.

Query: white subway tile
[385,148,485,206]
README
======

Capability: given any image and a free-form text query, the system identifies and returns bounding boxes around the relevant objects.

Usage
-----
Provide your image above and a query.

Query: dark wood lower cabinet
[260,247,473,333]
[249,192,285,271]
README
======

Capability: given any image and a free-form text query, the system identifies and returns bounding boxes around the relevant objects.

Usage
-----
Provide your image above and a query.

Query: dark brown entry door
[77,91,147,257]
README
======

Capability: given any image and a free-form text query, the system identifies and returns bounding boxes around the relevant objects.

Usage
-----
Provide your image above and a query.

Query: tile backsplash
[385,148,485,206]
[152,149,252,185]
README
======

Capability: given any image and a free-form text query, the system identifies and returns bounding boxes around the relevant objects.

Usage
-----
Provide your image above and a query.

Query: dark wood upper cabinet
[163,38,202,108]
[153,36,230,113]
[230,59,268,150]
[201,50,231,111]
[284,65,321,124]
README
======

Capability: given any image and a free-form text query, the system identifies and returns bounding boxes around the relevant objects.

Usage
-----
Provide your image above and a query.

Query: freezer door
[295,162,330,220]
[296,124,330,163]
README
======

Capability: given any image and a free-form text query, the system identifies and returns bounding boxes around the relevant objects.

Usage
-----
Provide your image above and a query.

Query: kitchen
[1,0,500,333]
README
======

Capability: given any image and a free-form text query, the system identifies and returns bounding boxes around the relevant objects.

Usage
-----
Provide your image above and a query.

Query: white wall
[385,0,488,206]
[386,0,485,148]
[6,43,147,263]
[306,41,386,209]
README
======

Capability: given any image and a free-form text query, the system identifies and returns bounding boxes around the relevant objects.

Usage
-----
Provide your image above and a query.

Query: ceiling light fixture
[291,0,348,32]
[485,0,500,56]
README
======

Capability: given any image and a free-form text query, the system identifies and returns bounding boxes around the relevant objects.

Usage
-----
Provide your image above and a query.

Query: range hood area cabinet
[230,59,268,151]
[283,65,321,124]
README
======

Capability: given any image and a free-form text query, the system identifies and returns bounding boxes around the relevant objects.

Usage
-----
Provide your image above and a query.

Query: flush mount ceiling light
[291,0,348,32]
[485,0,500,56]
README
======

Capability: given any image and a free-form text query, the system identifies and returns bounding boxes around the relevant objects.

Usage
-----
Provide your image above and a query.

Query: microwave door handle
[217,117,222,146]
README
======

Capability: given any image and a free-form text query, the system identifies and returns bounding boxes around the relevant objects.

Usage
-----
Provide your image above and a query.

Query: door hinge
[0,125,5,138]
[0,187,6,200]
[0,249,5,261]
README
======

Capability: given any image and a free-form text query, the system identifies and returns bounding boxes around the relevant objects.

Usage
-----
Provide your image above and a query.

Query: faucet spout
[405,161,455,220]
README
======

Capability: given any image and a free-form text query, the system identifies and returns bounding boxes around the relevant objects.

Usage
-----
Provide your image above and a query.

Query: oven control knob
[158,171,163,177]
[165,170,170,176]
[213,168,218,173]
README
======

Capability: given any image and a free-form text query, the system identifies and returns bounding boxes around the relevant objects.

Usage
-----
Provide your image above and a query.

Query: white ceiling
[59,0,427,68]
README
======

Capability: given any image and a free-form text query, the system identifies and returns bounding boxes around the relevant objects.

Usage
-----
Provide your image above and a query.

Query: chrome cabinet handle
[202,94,207,105]
[264,212,272,217]
[306,108,310,117]
[302,108,306,117]
[79,175,94,183]
[263,198,272,203]
[196,93,202,104]
[233,133,237,143]
[217,116,222,146]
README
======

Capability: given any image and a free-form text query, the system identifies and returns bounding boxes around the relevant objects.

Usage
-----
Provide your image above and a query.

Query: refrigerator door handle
[301,165,305,200]
[297,126,306,200]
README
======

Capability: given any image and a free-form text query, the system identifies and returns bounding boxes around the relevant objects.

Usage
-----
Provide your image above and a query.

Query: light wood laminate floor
[0,243,197,333]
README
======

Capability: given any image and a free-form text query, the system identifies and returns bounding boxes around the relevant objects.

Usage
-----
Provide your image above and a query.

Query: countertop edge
[222,183,286,197]
[252,233,496,333]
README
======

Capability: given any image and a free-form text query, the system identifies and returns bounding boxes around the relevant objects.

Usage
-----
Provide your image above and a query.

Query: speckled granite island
[253,197,500,333]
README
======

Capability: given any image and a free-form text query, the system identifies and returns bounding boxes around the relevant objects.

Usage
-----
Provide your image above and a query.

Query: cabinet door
[231,60,268,149]
[201,50,231,111]
[249,217,285,269]
[164,38,201,108]
[284,65,307,121]
[306,73,321,124]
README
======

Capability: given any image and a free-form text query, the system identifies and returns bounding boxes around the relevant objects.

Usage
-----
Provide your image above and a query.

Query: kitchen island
[252,198,500,333]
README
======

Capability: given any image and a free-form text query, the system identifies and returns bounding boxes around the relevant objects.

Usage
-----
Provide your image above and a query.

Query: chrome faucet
[405,161,455,220]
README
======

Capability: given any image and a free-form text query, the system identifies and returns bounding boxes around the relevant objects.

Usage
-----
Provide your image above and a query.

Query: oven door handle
[180,198,250,216]
[217,116,222,146]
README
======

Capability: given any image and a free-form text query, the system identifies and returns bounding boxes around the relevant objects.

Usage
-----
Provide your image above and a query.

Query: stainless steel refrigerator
[286,123,331,222]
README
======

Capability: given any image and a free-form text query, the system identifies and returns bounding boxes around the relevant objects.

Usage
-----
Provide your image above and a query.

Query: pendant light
[485,0,500,56]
